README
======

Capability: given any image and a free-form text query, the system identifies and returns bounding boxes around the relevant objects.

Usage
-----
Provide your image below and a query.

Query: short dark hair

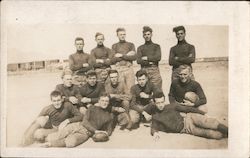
[86,70,97,78]
[143,26,153,33]
[95,32,104,39]
[50,90,62,99]
[108,69,118,76]
[153,91,165,101]
[116,28,126,33]
[135,69,148,78]
[75,37,84,43]
[173,26,186,33]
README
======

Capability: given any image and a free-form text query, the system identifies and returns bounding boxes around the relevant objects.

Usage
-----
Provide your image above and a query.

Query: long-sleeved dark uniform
[137,40,162,89]
[169,40,195,69]
[168,79,207,107]
[78,82,106,107]
[137,41,161,68]
[81,105,114,136]
[90,45,114,69]
[69,51,92,75]
[38,102,83,128]
[130,81,161,113]
[55,84,81,103]
[111,41,137,66]
[144,103,205,135]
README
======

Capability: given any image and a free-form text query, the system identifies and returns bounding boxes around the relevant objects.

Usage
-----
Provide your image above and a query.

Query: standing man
[169,26,195,81]
[168,65,207,113]
[90,32,114,82]
[111,28,137,90]
[137,26,162,89]
[105,69,132,130]
[69,37,92,86]
[129,70,161,129]
[78,70,106,114]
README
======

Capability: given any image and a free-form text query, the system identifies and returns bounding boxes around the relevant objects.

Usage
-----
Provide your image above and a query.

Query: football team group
[22,25,228,148]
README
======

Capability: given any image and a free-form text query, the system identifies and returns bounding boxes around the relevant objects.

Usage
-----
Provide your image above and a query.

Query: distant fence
[7,57,228,73]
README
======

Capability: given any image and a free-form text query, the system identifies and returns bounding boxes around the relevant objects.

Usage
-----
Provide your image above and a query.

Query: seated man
[129,69,162,129]
[55,70,81,107]
[21,91,83,146]
[78,70,106,114]
[146,92,228,140]
[168,64,208,113]
[105,69,132,130]
[40,93,114,147]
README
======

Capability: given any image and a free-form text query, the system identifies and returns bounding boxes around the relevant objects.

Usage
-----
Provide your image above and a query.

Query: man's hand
[142,111,152,121]
[174,56,179,60]
[153,132,160,141]
[82,63,89,67]
[96,59,104,63]
[58,119,70,131]
[127,51,136,56]
[140,92,150,99]
[95,130,108,135]
[36,116,49,127]
[110,94,118,98]
[180,99,195,107]
[86,104,92,108]
[69,96,78,104]
[115,53,123,58]
[115,107,126,113]
[141,56,148,61]
[81,97,91,103]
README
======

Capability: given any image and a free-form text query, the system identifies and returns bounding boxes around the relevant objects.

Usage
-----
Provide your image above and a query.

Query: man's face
[99,96,109,109]
[95,35,104,46]
[109,72,119,85]
[51,95,63,109]
[63,74,73,87]
[87,75,97,86]
[176,30,186,42]
[178,68,191,83]
[117,31,126,41]
[75,40,84,51]
[137,75,148,87]
[143,31,152,42]
[155,97,165,111]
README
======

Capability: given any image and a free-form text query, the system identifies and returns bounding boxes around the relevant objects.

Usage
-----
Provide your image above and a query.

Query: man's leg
[123,67,135,91]
[144,67,162,90]
[121,100,132,129]
[33,128,57,142]
[129,110,141,129]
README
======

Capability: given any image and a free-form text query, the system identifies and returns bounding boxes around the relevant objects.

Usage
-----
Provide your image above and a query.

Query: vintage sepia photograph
[1,1,249,158]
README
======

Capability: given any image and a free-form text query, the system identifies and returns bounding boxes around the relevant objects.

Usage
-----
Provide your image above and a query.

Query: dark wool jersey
[81,105,114,135]
[69,51,92,74]
[130,81,161,112]
[55,84,81,102]
[39,101,83,128]
[90,45,114,69]
[79,82,106,106]
[169,40,195,69]
[168,79,207,107]
[144,103,205,135]
[137,41,161,67]
[111,41,136,66]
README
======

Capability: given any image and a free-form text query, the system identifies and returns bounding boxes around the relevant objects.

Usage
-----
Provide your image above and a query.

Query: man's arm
[121,43,137,61]
[81,108,97,133]
[176,45,195,64]
[68,103,83,123]
[175,103,205,115]
[168,83,178,104]
[130,86,144,113]
[169,48,182,67]
[136,46,150,66]
[193,82,207,107]
[69,55,81,71]
[151,119,160,136]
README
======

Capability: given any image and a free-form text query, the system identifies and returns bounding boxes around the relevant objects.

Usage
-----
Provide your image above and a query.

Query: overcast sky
[3,1,228,63]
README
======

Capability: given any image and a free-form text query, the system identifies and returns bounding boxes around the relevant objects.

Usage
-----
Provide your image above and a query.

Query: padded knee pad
[92,132,109,142]
[65,137,78,148]
[33,129,46,141]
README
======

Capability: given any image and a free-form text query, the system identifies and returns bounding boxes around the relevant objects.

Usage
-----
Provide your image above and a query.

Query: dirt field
[6,61,228,149]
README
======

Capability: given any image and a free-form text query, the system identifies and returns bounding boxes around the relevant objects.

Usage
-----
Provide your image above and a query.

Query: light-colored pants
[172,67,195,81]
[114,66,135,91]
[46,122,89,147]
[142,66,162,90]
[181,113,223,139]
[33,128,58,142]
